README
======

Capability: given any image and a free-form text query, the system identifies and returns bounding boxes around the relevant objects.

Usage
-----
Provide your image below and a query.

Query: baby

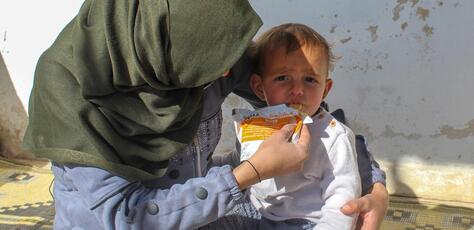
[246,23,361,229]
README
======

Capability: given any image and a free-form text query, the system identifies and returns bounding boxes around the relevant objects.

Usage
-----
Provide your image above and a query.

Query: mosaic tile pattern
[381,201,474,230]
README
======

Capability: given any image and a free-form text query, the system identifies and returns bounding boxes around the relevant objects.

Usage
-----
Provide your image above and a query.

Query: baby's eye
[304,76,317,84]
[275,75,289,81]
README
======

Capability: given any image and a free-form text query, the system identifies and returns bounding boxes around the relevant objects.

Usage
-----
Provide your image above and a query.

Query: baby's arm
[316,130,361,230]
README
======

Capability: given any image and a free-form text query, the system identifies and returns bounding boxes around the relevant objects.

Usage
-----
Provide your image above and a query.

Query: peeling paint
[330,26,336,33]
[381,125,422,140]
[396,96,402,106]
[366,25,379,42]
[340,37,352,44]
[410,0,420,7]
[392,0,408,21]
[439,119,474,140]
[416,7,430,21]
[429,133,442,138]
[401,22,408,31]
[422,24,434,37]
[348,120,375,142]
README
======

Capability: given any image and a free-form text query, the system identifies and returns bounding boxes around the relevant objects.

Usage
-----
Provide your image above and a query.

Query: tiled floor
[0,157,473,230]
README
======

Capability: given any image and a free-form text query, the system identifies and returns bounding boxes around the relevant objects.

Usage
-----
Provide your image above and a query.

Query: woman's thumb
[276,124,297,141]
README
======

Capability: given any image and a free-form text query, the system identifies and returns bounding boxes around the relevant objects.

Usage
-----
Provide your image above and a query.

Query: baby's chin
[285,103,308,114]
[293,104,322,116]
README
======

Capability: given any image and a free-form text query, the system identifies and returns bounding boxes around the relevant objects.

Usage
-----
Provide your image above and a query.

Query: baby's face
[253,45,332,116]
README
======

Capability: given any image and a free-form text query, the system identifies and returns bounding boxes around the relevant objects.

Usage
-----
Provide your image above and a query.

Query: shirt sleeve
[210,150,241,169]
[316,132,361,230]
[328,105,387,195]
[355,134,387,195]
[61,164,245,229]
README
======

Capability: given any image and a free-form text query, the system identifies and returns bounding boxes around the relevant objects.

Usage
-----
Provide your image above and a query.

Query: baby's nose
[290,82,304,96]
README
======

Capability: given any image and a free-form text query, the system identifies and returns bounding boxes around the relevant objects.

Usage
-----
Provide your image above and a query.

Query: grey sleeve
[210,139,242,169]
[64,164,244,229]
[210,150,241,169]
[355,135,387,195]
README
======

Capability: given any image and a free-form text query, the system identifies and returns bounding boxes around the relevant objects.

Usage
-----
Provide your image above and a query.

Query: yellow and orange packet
[232,104,313,197]
[233,104,312,160]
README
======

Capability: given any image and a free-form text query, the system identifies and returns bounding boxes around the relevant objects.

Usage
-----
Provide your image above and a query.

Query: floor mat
[0,157,53,229]
[382,199,474,230]
[0,157,473,229]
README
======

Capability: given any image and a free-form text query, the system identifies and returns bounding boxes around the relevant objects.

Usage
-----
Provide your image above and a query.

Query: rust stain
[422,25,434,37]
[401,22,408,31]
[439,119,474,140]
[366,25,379,42]
[416,7,430,21]
[392,0,408,21]
[330,26,336,33]
[340,37,352,44]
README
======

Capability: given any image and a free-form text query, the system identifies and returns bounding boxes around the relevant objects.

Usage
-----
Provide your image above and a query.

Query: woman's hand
[341,183,389,230]
[233,124,311,189]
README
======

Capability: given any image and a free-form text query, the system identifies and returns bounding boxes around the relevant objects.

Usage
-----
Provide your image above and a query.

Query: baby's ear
[322,78,333,99]
[250,73,266,101]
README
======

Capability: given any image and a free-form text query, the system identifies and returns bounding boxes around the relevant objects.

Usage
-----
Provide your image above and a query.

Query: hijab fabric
[23,0,262,181]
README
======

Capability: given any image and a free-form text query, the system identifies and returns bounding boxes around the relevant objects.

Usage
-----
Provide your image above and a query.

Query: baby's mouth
[288,103,304,111]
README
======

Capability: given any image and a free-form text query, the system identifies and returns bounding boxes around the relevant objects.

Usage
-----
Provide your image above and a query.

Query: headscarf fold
[23,0,262,181]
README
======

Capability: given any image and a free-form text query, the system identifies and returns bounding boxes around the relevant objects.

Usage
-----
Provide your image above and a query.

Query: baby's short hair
[249,23,336,74]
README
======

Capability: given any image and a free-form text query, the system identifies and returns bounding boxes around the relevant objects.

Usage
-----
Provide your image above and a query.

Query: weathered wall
[0,53,32,159]
[216,0,474,203]
[1,0,472,202]
[0,0,84,110]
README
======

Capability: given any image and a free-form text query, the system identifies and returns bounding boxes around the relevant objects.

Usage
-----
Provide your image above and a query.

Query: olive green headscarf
[23,0,262,181]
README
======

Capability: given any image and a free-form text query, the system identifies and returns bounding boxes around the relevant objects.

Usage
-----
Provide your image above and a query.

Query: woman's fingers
[271,124,296,141]
[234,123,312,190]
[297,124,311,151]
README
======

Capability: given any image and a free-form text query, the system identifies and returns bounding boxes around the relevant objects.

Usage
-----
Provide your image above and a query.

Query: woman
[23,0,387,229]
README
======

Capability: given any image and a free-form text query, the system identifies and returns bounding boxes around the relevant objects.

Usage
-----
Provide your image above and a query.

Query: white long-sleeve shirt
[250,109,361,229]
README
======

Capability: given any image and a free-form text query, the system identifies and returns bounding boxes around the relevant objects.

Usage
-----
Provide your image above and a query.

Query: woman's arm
[60,164,244,229]
[55,124,310,229]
